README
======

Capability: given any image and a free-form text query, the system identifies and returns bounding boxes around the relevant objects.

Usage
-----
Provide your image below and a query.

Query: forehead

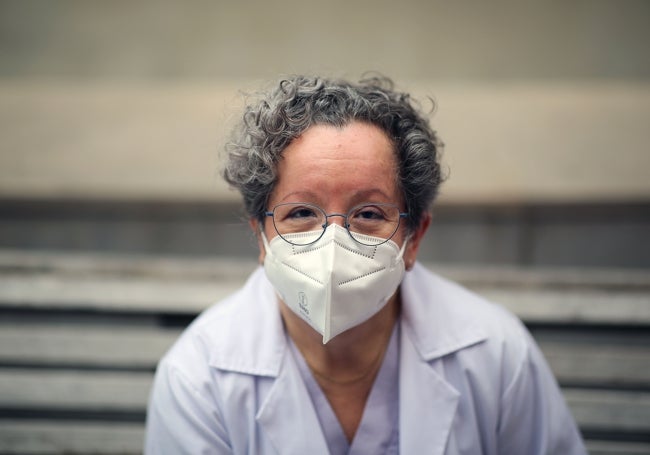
[270,121,401,206]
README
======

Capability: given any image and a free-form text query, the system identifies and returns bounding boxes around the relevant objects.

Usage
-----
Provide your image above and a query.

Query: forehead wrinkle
[271,121,401,208]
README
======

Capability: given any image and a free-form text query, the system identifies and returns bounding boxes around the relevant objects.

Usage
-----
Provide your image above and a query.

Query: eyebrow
[277,191,319,204]
[277,189,394,205]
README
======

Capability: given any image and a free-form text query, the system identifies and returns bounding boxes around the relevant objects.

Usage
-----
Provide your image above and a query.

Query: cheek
[402,244,419,271]
[250,218,269,264]
[393,223,411,247]
[262,217,279,241]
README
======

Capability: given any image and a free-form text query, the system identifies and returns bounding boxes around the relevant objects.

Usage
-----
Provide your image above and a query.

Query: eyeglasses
[265,202,408,246]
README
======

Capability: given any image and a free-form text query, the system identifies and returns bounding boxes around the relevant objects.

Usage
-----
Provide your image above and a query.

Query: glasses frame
[265,202,408,246]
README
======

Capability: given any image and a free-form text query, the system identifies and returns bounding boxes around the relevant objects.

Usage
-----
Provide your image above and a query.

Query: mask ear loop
[396,233,413,269]
[393,234,411,268]
[260,230,271,252]
[259,231,277,267]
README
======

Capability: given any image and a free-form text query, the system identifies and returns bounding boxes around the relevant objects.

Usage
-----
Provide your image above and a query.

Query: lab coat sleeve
[496,329,587,455]
[144,359,233,454]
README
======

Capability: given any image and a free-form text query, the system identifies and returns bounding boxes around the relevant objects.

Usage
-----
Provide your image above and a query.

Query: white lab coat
[145,263,586,454]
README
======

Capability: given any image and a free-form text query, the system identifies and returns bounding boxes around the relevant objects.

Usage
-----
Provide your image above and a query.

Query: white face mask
[262,224,408,344]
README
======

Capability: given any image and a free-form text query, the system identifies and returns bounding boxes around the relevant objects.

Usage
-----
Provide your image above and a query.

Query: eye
[352,205,387,221]
[289,207,316,218]
[287,206,318,219]
[272,203,324,238]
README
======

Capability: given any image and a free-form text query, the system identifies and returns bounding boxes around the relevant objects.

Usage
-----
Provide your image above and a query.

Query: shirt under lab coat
[145,263,586,454]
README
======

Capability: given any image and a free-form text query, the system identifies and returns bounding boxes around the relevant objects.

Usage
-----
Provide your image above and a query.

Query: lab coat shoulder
[401,263,532,374]
[400,264,586,454]
[153,267,283,380]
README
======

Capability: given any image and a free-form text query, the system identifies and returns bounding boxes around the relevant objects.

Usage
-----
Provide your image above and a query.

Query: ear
[249,218,266,265]
[404,212,431,271]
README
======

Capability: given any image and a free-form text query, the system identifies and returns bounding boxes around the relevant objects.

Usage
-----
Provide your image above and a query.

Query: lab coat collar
[397,263,488,453]
[207,263,487,375]
[399,324,461,454]
[401,262,488,361]
[256,344,331,454]
[206,268,286,377]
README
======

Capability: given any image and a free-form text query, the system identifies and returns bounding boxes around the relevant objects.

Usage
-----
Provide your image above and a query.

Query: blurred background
[1,0,649,268]
[1,2,650,454]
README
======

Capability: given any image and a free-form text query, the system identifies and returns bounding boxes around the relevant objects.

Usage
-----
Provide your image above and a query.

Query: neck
[280,292,400,384]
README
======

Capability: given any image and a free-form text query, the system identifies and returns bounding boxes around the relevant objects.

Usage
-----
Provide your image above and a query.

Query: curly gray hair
[223,74,444,231]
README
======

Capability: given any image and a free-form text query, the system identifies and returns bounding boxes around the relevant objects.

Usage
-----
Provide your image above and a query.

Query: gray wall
[2,0,649,81]
[1,1,649,268]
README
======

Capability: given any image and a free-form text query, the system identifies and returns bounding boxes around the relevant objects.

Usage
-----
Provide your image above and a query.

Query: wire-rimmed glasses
[265,202,408,246]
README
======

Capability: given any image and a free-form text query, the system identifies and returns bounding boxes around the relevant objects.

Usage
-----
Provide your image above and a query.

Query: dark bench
[0,250,648,454]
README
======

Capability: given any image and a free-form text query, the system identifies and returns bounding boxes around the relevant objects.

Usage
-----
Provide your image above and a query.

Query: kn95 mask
[262,224,407,343]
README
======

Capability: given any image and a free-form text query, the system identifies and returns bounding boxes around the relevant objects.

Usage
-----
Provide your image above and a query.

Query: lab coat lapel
[207,268,329,452]
[399,327,460,455]
[256,347,330,454]
[397,264,490,454]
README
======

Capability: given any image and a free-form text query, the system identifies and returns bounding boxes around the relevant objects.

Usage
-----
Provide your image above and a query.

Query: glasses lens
[347,204,401,246]
[272,203,326,245]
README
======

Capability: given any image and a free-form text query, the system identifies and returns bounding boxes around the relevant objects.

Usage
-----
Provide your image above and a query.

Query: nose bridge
[325,213,348,227]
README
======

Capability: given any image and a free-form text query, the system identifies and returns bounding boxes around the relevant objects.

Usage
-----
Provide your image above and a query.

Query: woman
[145,75,586,454]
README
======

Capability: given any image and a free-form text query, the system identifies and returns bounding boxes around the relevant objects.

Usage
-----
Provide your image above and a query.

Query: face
[252,121,430,268]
